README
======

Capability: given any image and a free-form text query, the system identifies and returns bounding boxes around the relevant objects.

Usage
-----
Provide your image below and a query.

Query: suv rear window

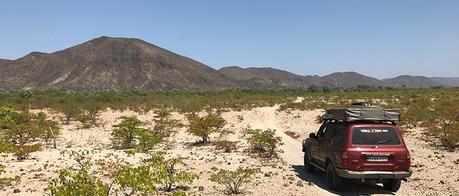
[351,126,401,145]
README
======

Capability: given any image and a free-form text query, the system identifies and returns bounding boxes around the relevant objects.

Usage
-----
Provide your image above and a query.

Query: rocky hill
[0,36,234,90]
[0,36,453,90]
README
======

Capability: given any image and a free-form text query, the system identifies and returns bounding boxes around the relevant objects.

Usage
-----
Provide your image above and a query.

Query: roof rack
[323,103,400,123]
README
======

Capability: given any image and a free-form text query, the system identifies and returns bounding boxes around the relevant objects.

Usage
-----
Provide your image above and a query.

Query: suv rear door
[346,124,410,171]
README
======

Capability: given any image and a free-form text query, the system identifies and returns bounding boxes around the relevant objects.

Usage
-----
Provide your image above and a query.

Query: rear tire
[326,163,342,190]
[303,152,315,173]
[383,179,401,192]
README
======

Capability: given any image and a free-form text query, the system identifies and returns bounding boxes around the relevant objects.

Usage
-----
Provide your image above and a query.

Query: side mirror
[309,133,316,139]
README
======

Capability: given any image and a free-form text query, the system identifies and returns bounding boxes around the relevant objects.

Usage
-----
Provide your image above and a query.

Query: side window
[333,125,346,148]
[324,124,336,141]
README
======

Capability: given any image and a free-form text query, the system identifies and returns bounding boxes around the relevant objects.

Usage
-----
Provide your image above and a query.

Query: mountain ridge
[0,36,457,90]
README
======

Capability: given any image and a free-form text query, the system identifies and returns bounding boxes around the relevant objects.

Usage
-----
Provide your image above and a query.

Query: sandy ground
[1,105,458,196]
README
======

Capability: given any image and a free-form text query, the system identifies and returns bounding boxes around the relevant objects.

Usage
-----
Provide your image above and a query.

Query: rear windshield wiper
[372,139,391,148]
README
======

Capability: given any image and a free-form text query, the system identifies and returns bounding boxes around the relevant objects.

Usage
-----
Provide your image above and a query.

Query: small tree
[210,167,260,194]
[59,100,81,124]
[111,116,162,152]
[146,153,199,192]
[0,107,43,160]
[152,109,183,137]
[46,151,110,196]
[35,112,60,148]
[187,113,226,143]
[247,129,283,158]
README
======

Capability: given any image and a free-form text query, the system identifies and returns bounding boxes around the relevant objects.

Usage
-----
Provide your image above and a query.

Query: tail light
[406,151,411,167]
[341,151,349,168]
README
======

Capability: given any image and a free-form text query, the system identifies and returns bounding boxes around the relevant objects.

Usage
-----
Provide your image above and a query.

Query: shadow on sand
[291,165,395,196]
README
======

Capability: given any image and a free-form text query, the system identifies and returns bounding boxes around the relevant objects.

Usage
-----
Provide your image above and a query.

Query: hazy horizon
[1,0,458,78]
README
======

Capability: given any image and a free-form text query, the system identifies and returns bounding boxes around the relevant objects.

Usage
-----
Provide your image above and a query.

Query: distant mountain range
[0,36,457,90]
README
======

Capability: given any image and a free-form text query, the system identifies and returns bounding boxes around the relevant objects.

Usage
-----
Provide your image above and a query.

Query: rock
[308,182,313,186]
[198,186,204,191]
[288,176,295,181]
[264,173,271,177]
[13,189,20,193]
[211,166,218,171]
[296,181,303,187]
[440,180,445,184]
[283,183,289,187]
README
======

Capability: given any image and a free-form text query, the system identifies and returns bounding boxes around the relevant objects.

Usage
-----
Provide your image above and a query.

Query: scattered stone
[283,183,289,187]
[211,166,218,171]
[13,189,20,193]
[440,180,445,184]
[264,173,271,177]
[198,186,204,191]
[288,176,295,181]
[296,181,303,187]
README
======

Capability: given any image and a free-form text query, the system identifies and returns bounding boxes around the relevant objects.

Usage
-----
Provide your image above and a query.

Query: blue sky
[1,0,458,78]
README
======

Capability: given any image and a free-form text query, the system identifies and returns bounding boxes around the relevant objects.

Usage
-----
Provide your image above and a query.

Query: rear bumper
[335,169,412,180]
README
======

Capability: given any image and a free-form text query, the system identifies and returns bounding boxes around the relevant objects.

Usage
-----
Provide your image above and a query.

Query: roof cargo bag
[324,105,400,122]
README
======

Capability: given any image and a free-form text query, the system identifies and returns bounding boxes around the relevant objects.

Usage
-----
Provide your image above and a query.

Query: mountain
[431,77,459,87]
[0,36,234,90]
[319,72,383,88]
[383,75,444,88]
[218,66,319,88]
[0,36,454,90]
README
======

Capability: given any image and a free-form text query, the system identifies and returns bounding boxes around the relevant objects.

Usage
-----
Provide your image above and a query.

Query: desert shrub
[46,150,111,196]
[210,166,260,194]
[0,164,20,188]
[116,152,198,194]
[13,143,42,160]
[315,114,324,123]
[57,99,81,124]
[187,113,227,144]
[152,109,183,137]
[145,152,199,191]
[46,168,110,196]
[111,116,162,152]
[215,140,238,153]
[0,107,45,159]
[116,163,157,195]
[35,112,60,147]
[246,129,283,158]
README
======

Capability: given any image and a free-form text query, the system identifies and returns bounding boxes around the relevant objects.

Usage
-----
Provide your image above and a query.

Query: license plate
[367,156,388,162]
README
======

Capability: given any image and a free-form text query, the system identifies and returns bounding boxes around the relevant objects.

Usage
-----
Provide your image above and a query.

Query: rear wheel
[303,151,315,173]
[326,163,342,190]
[383,179,401,192]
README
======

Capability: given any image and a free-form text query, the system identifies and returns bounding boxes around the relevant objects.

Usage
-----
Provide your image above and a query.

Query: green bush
[111,116,162,152]
[210,166,260,194]
[152,109,183,137]
[46,150,110,196]
[215,140,238,153]
[116,152,198,194]
[46,168,109,196]
[187,113,227,144]
[247,129,283,158]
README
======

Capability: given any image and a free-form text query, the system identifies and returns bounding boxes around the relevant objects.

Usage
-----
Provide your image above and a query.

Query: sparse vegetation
[111,116,162,152]
[210,166,260,194]
[215,140,238,153]
[0,107,59,159]
[0,164,20,188]
[247,129,283,158]
[152,108,183,137]
[187,113,227,144]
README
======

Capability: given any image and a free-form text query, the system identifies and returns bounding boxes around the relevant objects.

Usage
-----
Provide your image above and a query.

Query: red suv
[302,104,412,192]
